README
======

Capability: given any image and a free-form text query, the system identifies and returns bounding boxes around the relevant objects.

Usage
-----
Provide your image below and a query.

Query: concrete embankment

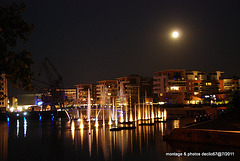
[163,127,240,147]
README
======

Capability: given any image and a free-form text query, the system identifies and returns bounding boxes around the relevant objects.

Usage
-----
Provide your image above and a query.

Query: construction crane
[33,57,65,110]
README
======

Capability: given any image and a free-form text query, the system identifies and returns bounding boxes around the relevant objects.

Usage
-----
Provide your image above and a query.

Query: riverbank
[186,119,240,131]
[164,118,240,147]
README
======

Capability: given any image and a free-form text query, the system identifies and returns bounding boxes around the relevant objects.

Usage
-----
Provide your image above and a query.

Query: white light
[18,107,23,112]
[37,101,43,106]
[170,86,179,91]
[23,112,27,116]
[10,107,14,112]
[194,92,199,95]
[172,31,179,38]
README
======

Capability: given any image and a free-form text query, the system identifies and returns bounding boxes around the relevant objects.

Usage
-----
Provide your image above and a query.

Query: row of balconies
[224,83,239,86]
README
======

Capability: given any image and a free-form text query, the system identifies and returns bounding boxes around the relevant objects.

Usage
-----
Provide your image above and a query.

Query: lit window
[170,86,179,91]
[194,92,199,95]
[206,82,212,86]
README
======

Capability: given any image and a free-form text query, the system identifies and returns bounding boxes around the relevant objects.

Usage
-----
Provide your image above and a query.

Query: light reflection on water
[0,117,239,161]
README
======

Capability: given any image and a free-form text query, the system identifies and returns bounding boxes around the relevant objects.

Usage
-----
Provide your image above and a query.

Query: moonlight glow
[172,31,179,38]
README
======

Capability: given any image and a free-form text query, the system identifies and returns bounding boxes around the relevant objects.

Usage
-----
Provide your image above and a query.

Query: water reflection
[23,118,27,137]
[66,120,160,160]
[71,121,75,141]
[16,119,19,137]
[3,115,240,161]
[173,120,180,129]
[0,123,8,161]
[88,131,92,157]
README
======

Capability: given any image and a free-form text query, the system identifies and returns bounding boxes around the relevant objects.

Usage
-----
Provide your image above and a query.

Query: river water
[0,116,239,161]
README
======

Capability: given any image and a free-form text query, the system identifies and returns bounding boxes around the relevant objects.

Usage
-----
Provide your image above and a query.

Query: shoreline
[163,119,240,147]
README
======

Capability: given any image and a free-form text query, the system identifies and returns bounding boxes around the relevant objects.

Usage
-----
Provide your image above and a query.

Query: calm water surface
[0,117,239,161]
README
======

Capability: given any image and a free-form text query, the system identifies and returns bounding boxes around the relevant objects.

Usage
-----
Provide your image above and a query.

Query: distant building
[153,69,186,104]
[75,84,97,106]
[116,75,141,107]
[75,70,239,106]
[185,70,224,104]
[96,80,118,106]
[8,97,18,112]
[75,74,153,107]
[0,74,8,112]
[223,78,240,91]
[57,88,77,107]
[17,94,42,111]
[153,69,225,104]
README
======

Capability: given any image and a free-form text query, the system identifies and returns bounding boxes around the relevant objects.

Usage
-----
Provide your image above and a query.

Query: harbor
[1,1,240,160]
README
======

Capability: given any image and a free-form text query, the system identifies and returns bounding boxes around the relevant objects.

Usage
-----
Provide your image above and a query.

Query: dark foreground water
[0,118,239,161]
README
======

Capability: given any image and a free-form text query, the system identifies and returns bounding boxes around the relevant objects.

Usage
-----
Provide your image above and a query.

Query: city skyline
[9,67,236,97]
[2,0,240,96]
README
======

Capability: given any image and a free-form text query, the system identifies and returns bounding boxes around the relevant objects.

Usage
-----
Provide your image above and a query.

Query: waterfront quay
[164,118,240,146]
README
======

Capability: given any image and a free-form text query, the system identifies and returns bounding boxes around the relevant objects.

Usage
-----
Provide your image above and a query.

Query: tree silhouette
[227,90,240,120]
[0,3,34,93]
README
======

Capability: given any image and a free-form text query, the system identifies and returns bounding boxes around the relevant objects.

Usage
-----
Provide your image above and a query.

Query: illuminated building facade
[153,70,186,104]
[116,75,141,107]
[153,69,225,104]
[75,84,97,106]
[223,78,240,91]
[185,71,224,104]
[17,94,42,111]
[8,97,18,112]
[76,75,153,108]
[56,88,77,107]
[96,80,118,106]
[75,70,239,106]
[0,74,8,112]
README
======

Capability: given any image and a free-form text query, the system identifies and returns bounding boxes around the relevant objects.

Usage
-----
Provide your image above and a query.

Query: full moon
[172,31,179,38]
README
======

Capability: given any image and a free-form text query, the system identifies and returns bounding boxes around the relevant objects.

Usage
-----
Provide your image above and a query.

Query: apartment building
[75,70,238,106]
[56,88,77,107]
[17,94,42,111]
[153,70,186,104]
[223,78,240,91]
[0,74,8,112]
[76,74,154,107]
[153,70,225,104]
[116,75,141,107]
[96,80,118,106]
[75,84,97,106]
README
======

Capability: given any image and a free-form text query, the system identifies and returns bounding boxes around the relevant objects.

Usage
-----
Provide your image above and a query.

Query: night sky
[2,0,240,96]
